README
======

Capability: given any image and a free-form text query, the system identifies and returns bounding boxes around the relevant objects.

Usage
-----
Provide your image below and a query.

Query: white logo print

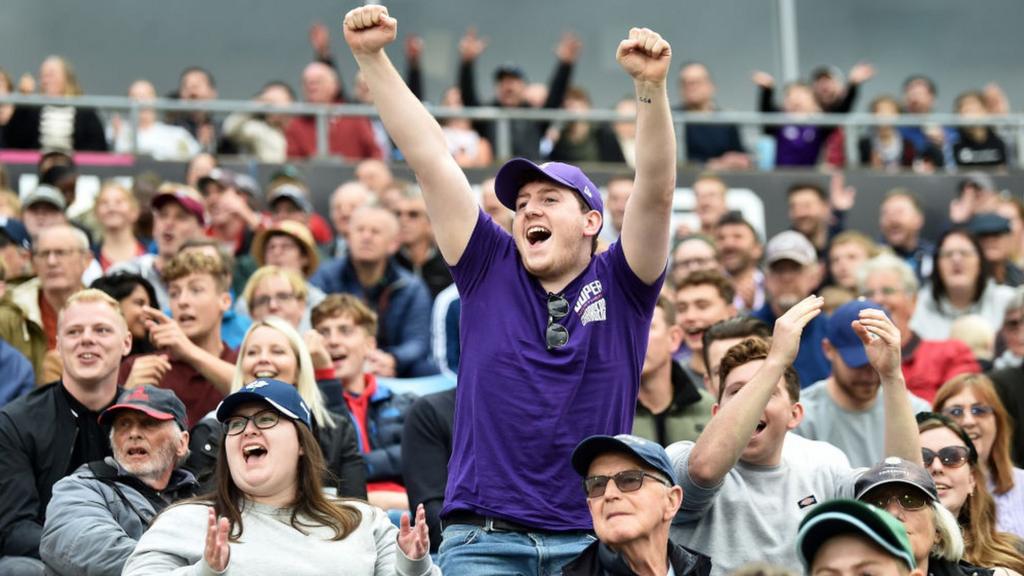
[246,380,270,391]
[582,185,593,198]
[574,280,607,326]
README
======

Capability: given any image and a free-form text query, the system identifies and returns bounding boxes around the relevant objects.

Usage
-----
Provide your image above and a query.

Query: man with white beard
[39,386,198,576]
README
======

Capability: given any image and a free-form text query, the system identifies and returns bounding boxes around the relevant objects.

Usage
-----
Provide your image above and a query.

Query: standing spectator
[969,213,1024,287]
[674,270,737,382]
[110,80,200,160]
[439,87,494,168]
[547,86,625,164]
[0,290,129,571]
[93,181,146,272]
[326,181,373,259]
[879,189,934,282]
[197,169,263,269]
[752,74,828,167]
[911,228,1015,339]
[39,386,198,576]
[401,388,455,554]
[899,74,958,169]
[858,254,980,402]
[714,211,764,312]
[178,239,253,349]
[600,175,632,243]
[670,235,719,288]
[310,205,436,377]
[796,299,931,467]
[222,81,293,163]
[677,62,749,169]
[612,97,637,168]
[951,172,1005,225]
[752,231,831,387]
[285,62,382,161]
[953,91,1007,169]
[788,174,855,259]
[859,95,937,171]
[827,231,880,294]
[393,186,453,299]
[995,198,1024,266]
[344,7,675,573]
[693,174,728,237]
[168,66,231,154]
[3,56,107,151]
[458,27,580,159]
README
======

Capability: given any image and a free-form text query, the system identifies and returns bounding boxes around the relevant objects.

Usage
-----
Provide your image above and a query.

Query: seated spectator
[828,231,880,294]
[669,296,920,574]
[796,299,931,467]
[949,315,996,371]
[430,283,461,378]
[478,176,513,233]
[177,238,253,348]
[796,499,919,576]
[39,386,198,576]
[788,177,853,259]
[911,228,1015,339]
[326,181,373,259]
[993,289,1024,370]
[311,294,418,512]
[401,388,455,554]
[0,262,35,403]
[566,434,711,576]
[310,205,436,377]
[933,374,1024,539]
[953,91,1007,168]
[0,224,46,384]
[612,97,637,168]
[858,254,980,402]
[166,66,232,154]
[633,294,716,446]
[752,231,831,387]
[241,266,317,331]
[3,56,107,151]
[970,213,1024,287]
[184,152,216,189]
[982,83,1017,166]
[0,290,129,571]
[122,380,436,575]
[265,181,333,246]
[670,235,719,288]
[222,81,293,163]
[285,61,382,160]
[90,272,159,357]
[197,169,264,273]
[0,67,12,144]
[393,186,453,299]
[860,95,926,171]
[118,251,236,427]
[714,212,765,311]
[951,172,1005,226]
[599,174,632,243]
[0,216,33,284]
[19,184,68,240]
[692,175,728,237]
[110,80,200,160]
[109,183,206,310]
[547,86,625,164]
[677,61,749,169]
[916,412,1024,574]
[995,198,1024,265]
[184,317,367,499]
[899,75,958,169]
[93,180,147,272]
[879,189,934,283]
[439,87,494,168]
[674,270,737,384]
[854,458,975,576]
[355,158,395,196]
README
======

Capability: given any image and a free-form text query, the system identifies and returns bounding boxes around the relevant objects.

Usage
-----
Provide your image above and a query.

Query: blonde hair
[43,55,83,97]
[241,266,309,311]
[949,315,995,361]
[58,289,126,332]
[94,180,139,216]
[231,317,334,429]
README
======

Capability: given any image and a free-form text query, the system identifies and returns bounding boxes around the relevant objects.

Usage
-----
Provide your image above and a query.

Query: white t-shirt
[112,122,200,161]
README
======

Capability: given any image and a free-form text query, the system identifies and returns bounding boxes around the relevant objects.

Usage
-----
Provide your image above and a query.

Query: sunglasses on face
[546,293,570,350]
[922,445,970,468]
[941,405,994,420]
[863,490,929,511]
[583,469,670,499]
[224,409,281,436]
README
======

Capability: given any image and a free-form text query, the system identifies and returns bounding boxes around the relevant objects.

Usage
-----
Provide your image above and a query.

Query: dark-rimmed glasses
[546,293,569,350]
[225,410,281,436]
[922,446,970,468]
[862,490,928,511]
[584,469,670,499]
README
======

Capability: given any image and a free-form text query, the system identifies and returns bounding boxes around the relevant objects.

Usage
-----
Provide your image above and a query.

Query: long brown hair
[933,374,1015,494]
[211,416,361,542]
[918,418,1024,573]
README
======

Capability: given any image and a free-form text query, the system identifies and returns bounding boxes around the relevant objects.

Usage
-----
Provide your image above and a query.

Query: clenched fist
[616,28,671,83]
[343,5,398,55]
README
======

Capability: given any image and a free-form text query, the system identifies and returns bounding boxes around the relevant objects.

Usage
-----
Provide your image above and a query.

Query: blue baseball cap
[0,217,31,251]
[571,434,678,485]
[494,158,604,220]
[826,299,887,369]
[797,499,916,571]
[216,379,312,430]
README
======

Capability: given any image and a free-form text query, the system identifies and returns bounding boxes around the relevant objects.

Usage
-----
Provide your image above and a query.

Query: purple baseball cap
[494,158,604,219]
[826,299,887,369]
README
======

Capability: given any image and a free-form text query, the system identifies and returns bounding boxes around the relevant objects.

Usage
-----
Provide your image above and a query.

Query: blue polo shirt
[443,210,664,531]
[751,304,831,388]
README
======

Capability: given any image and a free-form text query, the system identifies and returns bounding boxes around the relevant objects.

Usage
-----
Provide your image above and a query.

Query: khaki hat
[251,220,319,277]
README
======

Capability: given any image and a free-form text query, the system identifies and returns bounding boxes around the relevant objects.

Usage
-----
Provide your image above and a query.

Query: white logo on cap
[246,381,270,391]
[582,185,593,198]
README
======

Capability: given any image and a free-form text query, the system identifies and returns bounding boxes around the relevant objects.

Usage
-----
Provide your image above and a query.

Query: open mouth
[526,226,551,245]
[79,352,99,361]
[253,369,279,379]
[243,444,268,463]
[126,446,149,457]
[177,314,197,324]
[330,352,348,363]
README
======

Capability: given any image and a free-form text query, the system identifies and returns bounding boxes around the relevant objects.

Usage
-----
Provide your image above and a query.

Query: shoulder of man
[1,381,63,424]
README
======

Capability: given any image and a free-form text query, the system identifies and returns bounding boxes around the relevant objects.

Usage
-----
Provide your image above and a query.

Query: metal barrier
[2,93,1023,166]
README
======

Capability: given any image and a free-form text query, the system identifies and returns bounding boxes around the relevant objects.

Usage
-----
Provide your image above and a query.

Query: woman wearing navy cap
[123,378,437,575]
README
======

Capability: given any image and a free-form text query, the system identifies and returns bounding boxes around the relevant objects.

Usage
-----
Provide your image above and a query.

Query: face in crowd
[585,452,681,548]
[316,312,375,384]
[512,182,600,282]
[58,297,132,389]
[240,325,299,385]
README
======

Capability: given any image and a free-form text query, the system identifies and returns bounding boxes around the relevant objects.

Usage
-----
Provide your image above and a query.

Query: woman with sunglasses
[186,317,367,499]
[124,379,437,575]
[917,412,1024,575]
[934,374,1024,539]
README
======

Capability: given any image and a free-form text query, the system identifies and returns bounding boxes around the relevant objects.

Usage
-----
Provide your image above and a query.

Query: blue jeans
[438,524,594,576]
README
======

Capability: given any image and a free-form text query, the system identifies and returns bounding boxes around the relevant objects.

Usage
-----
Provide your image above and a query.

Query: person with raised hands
[344,6,675,574]
[667,295,923,576]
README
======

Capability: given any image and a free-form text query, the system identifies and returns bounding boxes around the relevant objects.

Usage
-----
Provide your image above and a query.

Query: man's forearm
[182,344,234,395]
[633,80,676,205]
[881,374,922,464]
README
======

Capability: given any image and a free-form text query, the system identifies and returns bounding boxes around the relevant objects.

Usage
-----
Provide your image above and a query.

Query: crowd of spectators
[0,7,1023,576]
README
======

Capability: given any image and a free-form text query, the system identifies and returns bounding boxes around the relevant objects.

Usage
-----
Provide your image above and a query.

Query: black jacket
[988,364,1024,467]
[402,388,456,552]
[562,540,712,576]
[928,557,994,576]
[4,105,109,151]
[0,382,117,557]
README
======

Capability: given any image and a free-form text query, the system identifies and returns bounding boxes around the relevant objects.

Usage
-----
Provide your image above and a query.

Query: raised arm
[854,308,922,465]
[615,28,677,285]
[343,6,478,265]
[687,296,823,487]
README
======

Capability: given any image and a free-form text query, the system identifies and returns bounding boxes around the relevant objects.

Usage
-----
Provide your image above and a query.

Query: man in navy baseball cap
[0,217,33,282]
[795,299,931,467]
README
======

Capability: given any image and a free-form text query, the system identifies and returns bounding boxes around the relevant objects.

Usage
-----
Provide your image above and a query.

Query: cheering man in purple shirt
[344,6,676,574]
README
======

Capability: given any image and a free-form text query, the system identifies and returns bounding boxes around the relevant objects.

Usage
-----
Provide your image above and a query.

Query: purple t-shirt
[442,210,664,530]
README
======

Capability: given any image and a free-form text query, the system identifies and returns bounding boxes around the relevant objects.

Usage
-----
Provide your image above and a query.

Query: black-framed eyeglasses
[862,489,928,511]
[922,446,970,468]
[546,293,569,350]
[941,405,995,420]
[224,409,281,436]
[584,469,670,499]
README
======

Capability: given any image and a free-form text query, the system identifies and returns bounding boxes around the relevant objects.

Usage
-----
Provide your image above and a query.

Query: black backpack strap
[86,460,164,526]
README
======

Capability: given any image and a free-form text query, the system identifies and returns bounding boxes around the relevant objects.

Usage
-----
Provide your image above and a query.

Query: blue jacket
[751,304,831,388]
[344,378,419,483]
[0,340,34,408]
[311,256,437,377]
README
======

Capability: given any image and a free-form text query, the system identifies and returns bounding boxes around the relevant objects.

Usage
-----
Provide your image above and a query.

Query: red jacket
[901,335,980,403]
[284,111,382,161]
